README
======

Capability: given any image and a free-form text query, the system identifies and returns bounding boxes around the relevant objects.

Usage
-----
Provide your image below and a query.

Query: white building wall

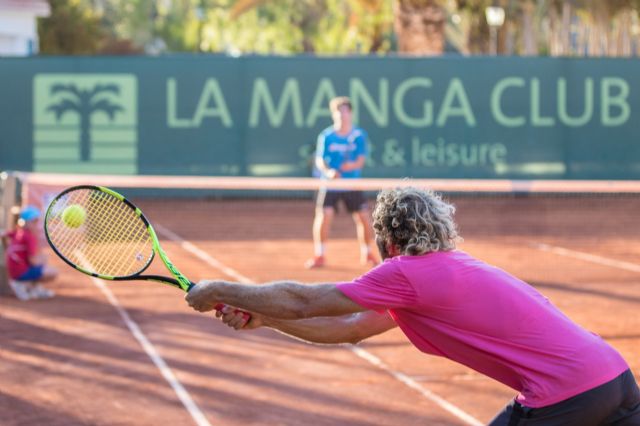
[0,35,28,56]
[0,6,47,56]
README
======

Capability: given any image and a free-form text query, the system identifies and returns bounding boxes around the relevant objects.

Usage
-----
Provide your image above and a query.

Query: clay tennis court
[2,192,639,425]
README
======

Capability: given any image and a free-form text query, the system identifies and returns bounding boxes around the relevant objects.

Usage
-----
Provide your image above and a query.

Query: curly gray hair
[372,187,459,255]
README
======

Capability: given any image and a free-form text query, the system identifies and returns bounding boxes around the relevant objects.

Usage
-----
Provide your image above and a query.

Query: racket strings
[82,191,151,276]
[94,192,153,276]
[53,191,118,273]
[84,192,145,275]
[46,188,154,277]
[49,189,95,253]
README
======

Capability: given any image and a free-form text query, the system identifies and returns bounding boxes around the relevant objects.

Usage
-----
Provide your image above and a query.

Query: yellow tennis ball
[62,204,86,228]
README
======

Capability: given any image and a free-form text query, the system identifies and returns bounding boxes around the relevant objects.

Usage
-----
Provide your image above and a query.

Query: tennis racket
[44,185,249,320]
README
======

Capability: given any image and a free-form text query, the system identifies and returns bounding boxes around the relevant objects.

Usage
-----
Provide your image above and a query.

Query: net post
[0,172,19,297]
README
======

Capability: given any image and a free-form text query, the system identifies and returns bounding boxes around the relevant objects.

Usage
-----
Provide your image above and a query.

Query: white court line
[532,243,640,273]
[75,252,212,426]
[155,227,484,426]
[352,347,484,426]
[155,224,253,284]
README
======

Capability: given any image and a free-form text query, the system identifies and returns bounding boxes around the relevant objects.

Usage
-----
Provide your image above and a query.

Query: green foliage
[38,0,105,54]
[157,0,201,51]
[97,0,175,51]
[313,0,394,54]
[35,0,640,56]
[198,1,306,54]
[221,0,394,54]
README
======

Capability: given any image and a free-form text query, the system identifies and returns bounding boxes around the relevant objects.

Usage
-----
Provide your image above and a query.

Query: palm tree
[47,84,123,162]
[393,0,447,55]
[230,0,448,55]
[222,0,640,56]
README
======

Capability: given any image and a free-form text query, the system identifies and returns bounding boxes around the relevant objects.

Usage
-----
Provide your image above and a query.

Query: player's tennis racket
[44,185,248,319]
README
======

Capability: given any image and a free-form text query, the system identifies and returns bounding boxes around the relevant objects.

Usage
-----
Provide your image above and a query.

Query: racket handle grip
[214,303,252,323]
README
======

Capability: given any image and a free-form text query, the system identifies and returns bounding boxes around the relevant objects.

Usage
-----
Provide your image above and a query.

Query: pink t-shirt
[3,228,39,279]
[337,250,628,408]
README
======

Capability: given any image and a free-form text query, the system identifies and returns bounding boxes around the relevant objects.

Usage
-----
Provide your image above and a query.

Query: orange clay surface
[1,195,638,425]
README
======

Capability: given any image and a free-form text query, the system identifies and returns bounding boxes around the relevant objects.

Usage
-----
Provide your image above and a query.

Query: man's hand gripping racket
[44,185,249,322]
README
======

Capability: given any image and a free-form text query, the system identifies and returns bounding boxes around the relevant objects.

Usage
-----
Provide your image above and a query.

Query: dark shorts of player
[489,368,640,425]
[316,189,368,213]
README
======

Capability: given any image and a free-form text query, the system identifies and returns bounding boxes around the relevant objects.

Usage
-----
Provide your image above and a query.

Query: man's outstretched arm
[186,280,365,319]
[218,307,397,345]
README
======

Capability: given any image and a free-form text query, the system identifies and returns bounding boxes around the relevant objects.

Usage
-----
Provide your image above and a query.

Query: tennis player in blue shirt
[306,96,378,269]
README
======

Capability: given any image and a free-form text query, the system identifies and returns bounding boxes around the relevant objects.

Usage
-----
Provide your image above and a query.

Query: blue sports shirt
[315,126,368,179]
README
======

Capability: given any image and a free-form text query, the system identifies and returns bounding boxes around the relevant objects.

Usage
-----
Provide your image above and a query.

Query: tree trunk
[589,2,612,57]
[393,0,445,55]
[504,19,516,55]
[619,10,632,57]
[521,1,536,56]
[560,1,571,55]
[369,24,385,53]
[549,3,560,55]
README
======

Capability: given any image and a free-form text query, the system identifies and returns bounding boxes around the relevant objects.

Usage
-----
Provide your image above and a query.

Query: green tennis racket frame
[44,185,194,292]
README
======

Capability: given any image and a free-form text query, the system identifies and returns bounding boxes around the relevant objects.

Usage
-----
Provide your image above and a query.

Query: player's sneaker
[304,255,325,269]
[9,280,31,301]
[29,284,55,299]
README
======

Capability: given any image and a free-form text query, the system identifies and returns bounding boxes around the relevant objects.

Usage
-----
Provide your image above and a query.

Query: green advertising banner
[0,56,638,179]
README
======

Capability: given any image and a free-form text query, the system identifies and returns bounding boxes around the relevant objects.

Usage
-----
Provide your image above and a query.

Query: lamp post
[485,6,505,55]
[195,3,205,52]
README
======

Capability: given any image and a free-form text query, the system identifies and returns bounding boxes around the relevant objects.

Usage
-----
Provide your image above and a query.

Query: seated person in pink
[186,187,640,425]
[2,206,57,299]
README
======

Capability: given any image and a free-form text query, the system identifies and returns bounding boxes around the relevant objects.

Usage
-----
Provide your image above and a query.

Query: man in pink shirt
[186,187,640,424]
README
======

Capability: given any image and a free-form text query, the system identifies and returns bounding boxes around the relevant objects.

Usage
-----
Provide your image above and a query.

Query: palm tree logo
[46,84,124,162]
[33,74,137,174]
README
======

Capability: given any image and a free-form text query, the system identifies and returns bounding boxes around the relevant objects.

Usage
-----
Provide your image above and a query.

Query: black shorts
[489,369,640,425]
[316,189,367,213]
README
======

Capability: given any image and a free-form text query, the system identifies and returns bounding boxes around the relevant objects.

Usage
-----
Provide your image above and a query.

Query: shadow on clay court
[4,292,386,371]
[2,302,435,424]
[531,281,640,304]
[2,315,425,424]
[0,390,86,425]
[597,334,640,341]
[1,319,209,404]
